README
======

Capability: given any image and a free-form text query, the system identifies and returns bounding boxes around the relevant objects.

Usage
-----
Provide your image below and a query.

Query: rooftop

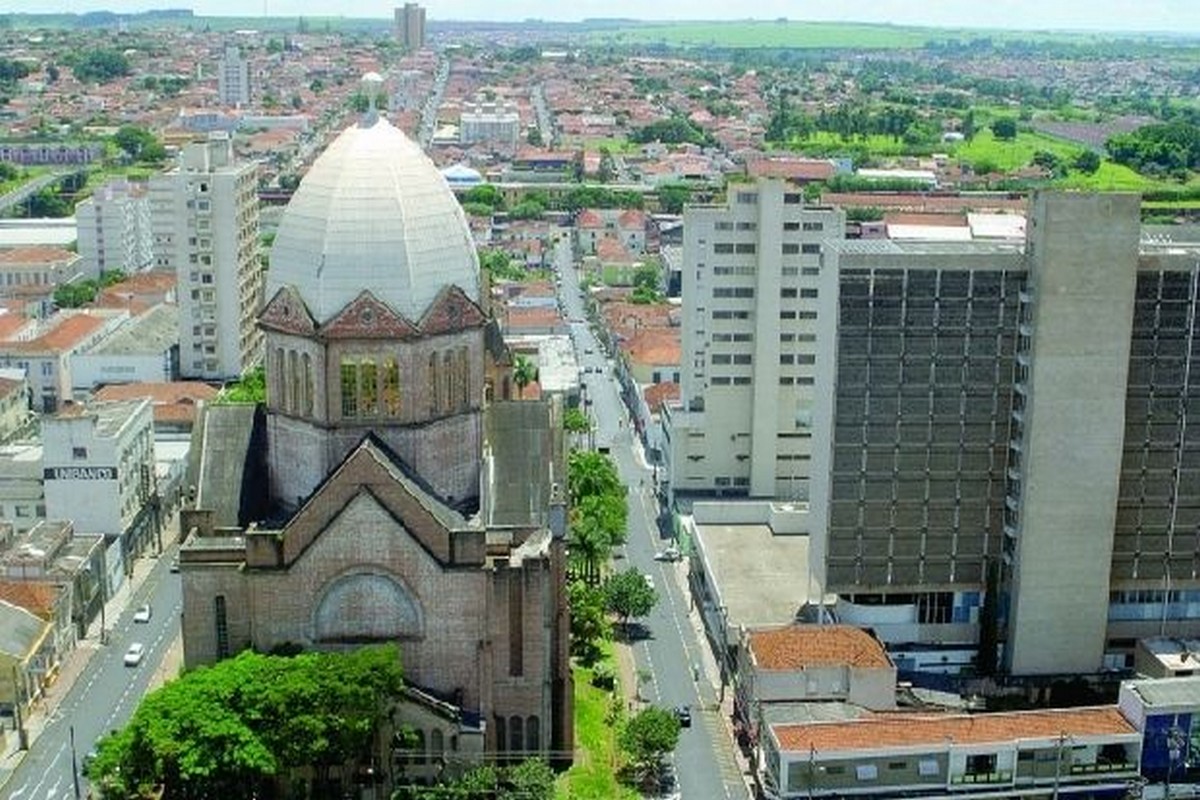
[86,304,178,356]
[1122,674,1200,709]
[773,706,1136,754]
[748,625,891,671]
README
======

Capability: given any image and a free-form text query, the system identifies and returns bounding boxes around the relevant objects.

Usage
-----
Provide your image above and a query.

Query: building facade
[459,102,520,148]
[180,89,571,788]
[665,179,845,500]
[150,133,263,381]
[75,179,153,276]
[217,44,251,108]
[395,3,426,50]
[808,192,1200,676]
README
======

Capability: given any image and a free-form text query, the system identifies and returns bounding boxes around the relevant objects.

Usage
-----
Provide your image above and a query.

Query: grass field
[590,20,1134,50]
[557,644,639,800]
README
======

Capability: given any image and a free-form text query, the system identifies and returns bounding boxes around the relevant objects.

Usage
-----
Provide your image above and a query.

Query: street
[555,235,749,800]
[2,551,182,800]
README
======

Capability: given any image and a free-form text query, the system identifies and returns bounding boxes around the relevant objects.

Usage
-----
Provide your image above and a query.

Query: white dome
[269,115,480,324]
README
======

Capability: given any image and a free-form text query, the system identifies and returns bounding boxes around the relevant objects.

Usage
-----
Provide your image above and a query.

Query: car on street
[674,705,692,728]
[584,346,594,354]
[643,574,656,591]
[169,556,180,573]
[654,546,682,562]
[124,642,146,667]
[133,604,152,623]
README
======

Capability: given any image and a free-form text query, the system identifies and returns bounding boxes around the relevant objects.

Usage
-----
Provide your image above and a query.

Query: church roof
[268,112,481,324]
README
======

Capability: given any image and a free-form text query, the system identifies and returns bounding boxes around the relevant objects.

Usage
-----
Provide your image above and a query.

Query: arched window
[301,353,313,416]
[526,716,539,754]
[494,715,506,753]
[271,347,285,409]
[340,357,358,418]
[382,357,401,417]
[442,351,453,412]
[360,359,378,416]
[413,729,427,764]
[508,715,523,754]
[430,729,444,763]
[287,350,299,413]
[458,347,470,409]
[428,353,438,414]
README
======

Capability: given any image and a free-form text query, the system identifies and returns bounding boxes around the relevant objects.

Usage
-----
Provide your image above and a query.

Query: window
[784,193,802,204]
[802,243,821,254]
[918,759,940,777]
[714,221,733,231]
[215,595,229,659]
[733,354,752,365]
[736,221,757,231]
[803,221,824,232]
[888,761,908,771]
[781,288,798,298]
[782,243,799,255]
[736,191,757,204]
[713,243,734,254]
[526,716,540,754]
[509,716,524,754]
[800,288,819,299]
[72,446,88,460]
[340,359,359,417]
[966,754,996,775]
[856,764,879,781]
[735,243,757,254]
[712,354,732,365]
[783,221,800,231]
[382,358,401,416]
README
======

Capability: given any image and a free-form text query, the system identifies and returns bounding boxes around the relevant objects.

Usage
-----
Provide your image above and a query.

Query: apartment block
[665,179,845,500]
[395,3,426,51]
[150,134,263,381]
[809,192,1200,676]
[75,179,152,276]
[217,44,251,108]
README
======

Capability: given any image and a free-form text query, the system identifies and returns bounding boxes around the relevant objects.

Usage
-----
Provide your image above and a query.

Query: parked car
[643,574,656,591]
[169,557,180,573]
[654,546,682,562]
[124,642,146,667]
[133,604,152,623]
[674,705,692,728]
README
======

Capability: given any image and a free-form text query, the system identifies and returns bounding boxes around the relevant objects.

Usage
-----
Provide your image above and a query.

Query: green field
[590,20,1137,50]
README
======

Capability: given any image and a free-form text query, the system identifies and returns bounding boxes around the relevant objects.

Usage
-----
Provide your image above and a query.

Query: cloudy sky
[2,0,1198,32]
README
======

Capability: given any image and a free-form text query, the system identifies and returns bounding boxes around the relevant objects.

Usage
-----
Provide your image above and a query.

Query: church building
[177,75,573,782]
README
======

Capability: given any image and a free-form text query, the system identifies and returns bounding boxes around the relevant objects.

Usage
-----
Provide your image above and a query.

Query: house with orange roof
[761,705,1141,800]
[737,625,896,724]
[621,328,680,386]
[0,310,127,412]
[93,381,217,433]
[0,246,85,292]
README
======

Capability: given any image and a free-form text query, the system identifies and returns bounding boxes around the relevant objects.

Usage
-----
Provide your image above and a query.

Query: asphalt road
[5,553,182,800]
[555,236,748,800]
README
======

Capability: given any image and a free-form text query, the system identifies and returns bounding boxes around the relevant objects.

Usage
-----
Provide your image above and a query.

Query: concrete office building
[217,44,251,108]
[395,3,426,51]
[150,134,263,381]
[809,192,1200,676]
[75,179,152,276]
[664,179,845,500]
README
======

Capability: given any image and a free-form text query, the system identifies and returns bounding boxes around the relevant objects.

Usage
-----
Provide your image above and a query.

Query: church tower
[259,74,487,512]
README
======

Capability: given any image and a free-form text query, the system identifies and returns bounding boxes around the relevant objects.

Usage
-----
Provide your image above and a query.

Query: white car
[654,546,682,563]
[133,604,152,624]
[123,642,145,667]
[643,574,656,591]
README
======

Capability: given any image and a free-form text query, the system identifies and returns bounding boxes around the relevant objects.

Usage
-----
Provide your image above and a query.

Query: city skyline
[0,0,1198,34]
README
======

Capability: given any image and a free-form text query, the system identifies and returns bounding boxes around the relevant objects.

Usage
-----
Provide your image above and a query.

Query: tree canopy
[1107,120,1200,177]
[90,645,407,799]
[618,706,680,781]
[629,115,714,147]
[112,124,166,163]
[604,567,658,627]
[68,48,131,82]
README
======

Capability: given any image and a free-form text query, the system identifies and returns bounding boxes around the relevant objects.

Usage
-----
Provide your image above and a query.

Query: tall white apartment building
[663,179,844,500]
[150,134,263,381]
[75,179,152,276]
[217,44,251,108]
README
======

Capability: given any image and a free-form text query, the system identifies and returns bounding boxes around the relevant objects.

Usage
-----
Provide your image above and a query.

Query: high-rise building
[664,179,845,500]
[217,44,250,108]
[150,133,263,381]
[808,192,1200,676]
[75,179,152,276]
[459,101,521,148]
[395,3,426,51]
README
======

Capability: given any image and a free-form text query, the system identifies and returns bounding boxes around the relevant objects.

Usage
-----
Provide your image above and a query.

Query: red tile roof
[748,158,837,181]
[93,381,217,426]
[749,625,891,671]
[775,706,1135,754]
[0,246,76,265]
[624,329,680,366]
[0,580,60,619]
[16,314,106,352]
[884,211,968,227]
[643,381,679,412]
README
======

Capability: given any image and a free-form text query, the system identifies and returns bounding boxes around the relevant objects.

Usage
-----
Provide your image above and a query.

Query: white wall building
[217,44,251,108]
[459,102,521,148]
[150,133,263,381]
[75,179,152,276]
[0,443,44,532]
[664,179,844,500]
[71,304,179,390]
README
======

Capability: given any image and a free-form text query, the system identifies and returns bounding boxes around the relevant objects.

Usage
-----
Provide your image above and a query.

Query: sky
[1,0,1198,33]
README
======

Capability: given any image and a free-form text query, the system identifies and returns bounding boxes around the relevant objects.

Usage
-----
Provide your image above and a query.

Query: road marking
[21,739,65,800]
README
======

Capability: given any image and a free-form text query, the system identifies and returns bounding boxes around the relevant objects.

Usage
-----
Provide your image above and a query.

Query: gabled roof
[0,580,60,620]
[0,598,50,659]
[277,435,472,568]
[419,284,487,336]
[321,290,419,341]
[259,285,317,337]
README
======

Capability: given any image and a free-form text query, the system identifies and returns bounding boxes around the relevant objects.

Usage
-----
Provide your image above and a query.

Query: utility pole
[70,724,82,800]
[11,664,27,750]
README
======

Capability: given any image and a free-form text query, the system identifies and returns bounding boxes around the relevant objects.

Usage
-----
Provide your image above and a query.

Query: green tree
[526,126,543,147]
[563,406,590,436]
[618,706,680,781]
[112,125,166,163]
[464,183,504,211]
[512,354,538,398]
[576,491,627,548]
[69,49,131,83]
[1073,149,1102,174]
[218,366,266,404]
[567,450,621,505]
[656,183,691,215]
[568,578,610,665]
[604,567,657,629]
[990,117,1018,141]
[508,199,545,220]
[23,186,70,217]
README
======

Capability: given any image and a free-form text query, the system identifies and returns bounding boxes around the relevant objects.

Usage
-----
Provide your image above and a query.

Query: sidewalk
[0,538,176,791]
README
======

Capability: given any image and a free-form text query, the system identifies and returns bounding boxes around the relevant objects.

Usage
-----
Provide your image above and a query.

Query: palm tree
[512,354,538,398]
